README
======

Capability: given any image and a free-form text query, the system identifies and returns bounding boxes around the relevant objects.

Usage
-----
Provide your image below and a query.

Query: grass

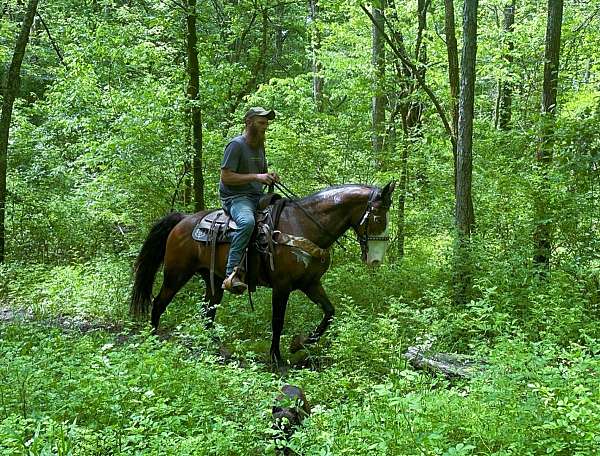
[0,255,599,455]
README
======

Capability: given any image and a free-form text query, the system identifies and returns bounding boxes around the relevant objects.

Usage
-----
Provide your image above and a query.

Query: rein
[273,182,348,251]
[273,181,390,252]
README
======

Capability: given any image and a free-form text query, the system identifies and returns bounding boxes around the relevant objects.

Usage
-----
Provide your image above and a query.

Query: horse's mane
[294,184,377,205]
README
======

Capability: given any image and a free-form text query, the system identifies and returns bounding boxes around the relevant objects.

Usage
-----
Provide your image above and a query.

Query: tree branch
[414,0,431,65]
[164,0,187,11]
[360,3,454,146]
[36,12,67,69]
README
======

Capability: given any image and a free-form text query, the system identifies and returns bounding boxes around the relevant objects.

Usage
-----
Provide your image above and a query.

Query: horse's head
[354,181,396,267]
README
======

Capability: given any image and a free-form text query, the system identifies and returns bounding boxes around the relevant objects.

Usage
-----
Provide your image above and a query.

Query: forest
[1,0,599,454]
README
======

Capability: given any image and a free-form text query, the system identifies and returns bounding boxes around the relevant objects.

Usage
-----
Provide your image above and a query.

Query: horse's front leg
[270,288,291,370]
[290,281,334,353]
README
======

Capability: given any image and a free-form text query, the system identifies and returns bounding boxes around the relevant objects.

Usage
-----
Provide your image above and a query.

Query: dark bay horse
[130,182,395,366]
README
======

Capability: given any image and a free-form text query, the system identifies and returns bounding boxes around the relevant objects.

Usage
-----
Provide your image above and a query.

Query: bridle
[273,182,390,252]
[355,189,391,255]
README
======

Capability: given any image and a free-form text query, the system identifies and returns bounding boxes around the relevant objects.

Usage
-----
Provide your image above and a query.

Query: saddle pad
[191,209,237,243]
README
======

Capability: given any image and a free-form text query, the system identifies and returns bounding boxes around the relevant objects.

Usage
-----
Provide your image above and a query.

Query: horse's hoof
[289,349,310,368]
[290,335,308,353]
[270,353,289,376]
[274,362,289,377]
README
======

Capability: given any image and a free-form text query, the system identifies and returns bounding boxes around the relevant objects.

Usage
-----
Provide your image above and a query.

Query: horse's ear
[380,181,396,207]
[381,181,396,196]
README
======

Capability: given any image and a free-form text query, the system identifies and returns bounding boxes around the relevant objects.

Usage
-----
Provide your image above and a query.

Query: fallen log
[404,344,486,379]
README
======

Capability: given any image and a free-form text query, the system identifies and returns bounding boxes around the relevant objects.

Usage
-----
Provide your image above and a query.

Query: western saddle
[191,193,285,296]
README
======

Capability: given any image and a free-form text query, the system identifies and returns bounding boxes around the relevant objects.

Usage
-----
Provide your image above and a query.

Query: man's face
[247,116,269,140]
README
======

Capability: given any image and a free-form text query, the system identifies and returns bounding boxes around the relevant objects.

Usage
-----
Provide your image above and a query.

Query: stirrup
[222,267,247,295]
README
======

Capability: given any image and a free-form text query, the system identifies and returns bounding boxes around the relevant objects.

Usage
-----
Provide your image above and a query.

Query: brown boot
[222,267,247,295]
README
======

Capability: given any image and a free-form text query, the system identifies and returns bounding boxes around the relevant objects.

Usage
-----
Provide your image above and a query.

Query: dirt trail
[0,306,317,371]
[0,306,125,334]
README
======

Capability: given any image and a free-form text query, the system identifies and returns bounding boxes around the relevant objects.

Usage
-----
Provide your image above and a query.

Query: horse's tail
[130,212,186,318]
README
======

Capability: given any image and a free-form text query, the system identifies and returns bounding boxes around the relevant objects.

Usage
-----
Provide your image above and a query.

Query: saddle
[191,194,286,296]
[191,193,283,243]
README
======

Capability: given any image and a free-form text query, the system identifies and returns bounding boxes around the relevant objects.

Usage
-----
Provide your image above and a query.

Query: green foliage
[1,0,600,453]
[0,324,279,455]
[0,258,132,319]
[2,252,598,454]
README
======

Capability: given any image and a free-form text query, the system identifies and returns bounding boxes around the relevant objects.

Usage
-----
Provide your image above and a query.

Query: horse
[130,182,396,367]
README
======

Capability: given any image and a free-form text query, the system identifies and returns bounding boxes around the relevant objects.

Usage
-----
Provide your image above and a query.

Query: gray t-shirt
[219,135,267,202]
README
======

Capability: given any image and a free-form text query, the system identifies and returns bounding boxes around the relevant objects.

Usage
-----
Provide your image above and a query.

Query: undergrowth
[0,253,599,455]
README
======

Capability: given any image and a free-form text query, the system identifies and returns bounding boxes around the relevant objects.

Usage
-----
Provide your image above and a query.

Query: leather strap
[209,214,221,296]
[272,231,329,261]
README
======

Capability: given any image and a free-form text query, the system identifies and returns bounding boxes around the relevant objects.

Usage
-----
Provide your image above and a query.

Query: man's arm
[221,168,277,186]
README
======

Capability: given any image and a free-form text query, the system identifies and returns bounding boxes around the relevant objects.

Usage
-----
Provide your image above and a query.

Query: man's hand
[221,169,281,186]
[256,173,279,185]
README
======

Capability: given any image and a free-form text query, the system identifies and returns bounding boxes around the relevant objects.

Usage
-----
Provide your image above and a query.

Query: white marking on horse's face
[365,213,389,266]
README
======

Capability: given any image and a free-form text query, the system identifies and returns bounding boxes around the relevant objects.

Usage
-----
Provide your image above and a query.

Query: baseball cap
[244,107,276,120]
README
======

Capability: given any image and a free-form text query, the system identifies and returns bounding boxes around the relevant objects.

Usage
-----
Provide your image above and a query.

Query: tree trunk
[396,0,428,257]
[456,0,477,237]
[309,0,324,112]
[454,0,478,304]
[0,0,39,263]
[371,1,386,158]
[361,4,453,144]
[405,343,486,379]
[497,1,515,130]
[444,0,459,175]
[533,0,563,271]
[186,0,204,211]
[397,140,409,256]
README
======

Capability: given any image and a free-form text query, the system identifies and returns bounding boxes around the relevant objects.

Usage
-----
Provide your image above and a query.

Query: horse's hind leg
[290,282,335,353]
[198,271,232,360]
[199,271,224,328]
[151,268,194,329]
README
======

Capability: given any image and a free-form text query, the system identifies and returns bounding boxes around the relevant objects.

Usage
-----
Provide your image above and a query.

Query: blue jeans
[223,196,259,276]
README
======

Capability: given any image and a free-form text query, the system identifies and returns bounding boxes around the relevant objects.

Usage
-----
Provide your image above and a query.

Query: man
[220,107,279,294]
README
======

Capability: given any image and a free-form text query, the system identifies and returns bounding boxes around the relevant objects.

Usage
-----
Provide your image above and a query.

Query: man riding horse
[220,107,280,294]
[130,105,396,367]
